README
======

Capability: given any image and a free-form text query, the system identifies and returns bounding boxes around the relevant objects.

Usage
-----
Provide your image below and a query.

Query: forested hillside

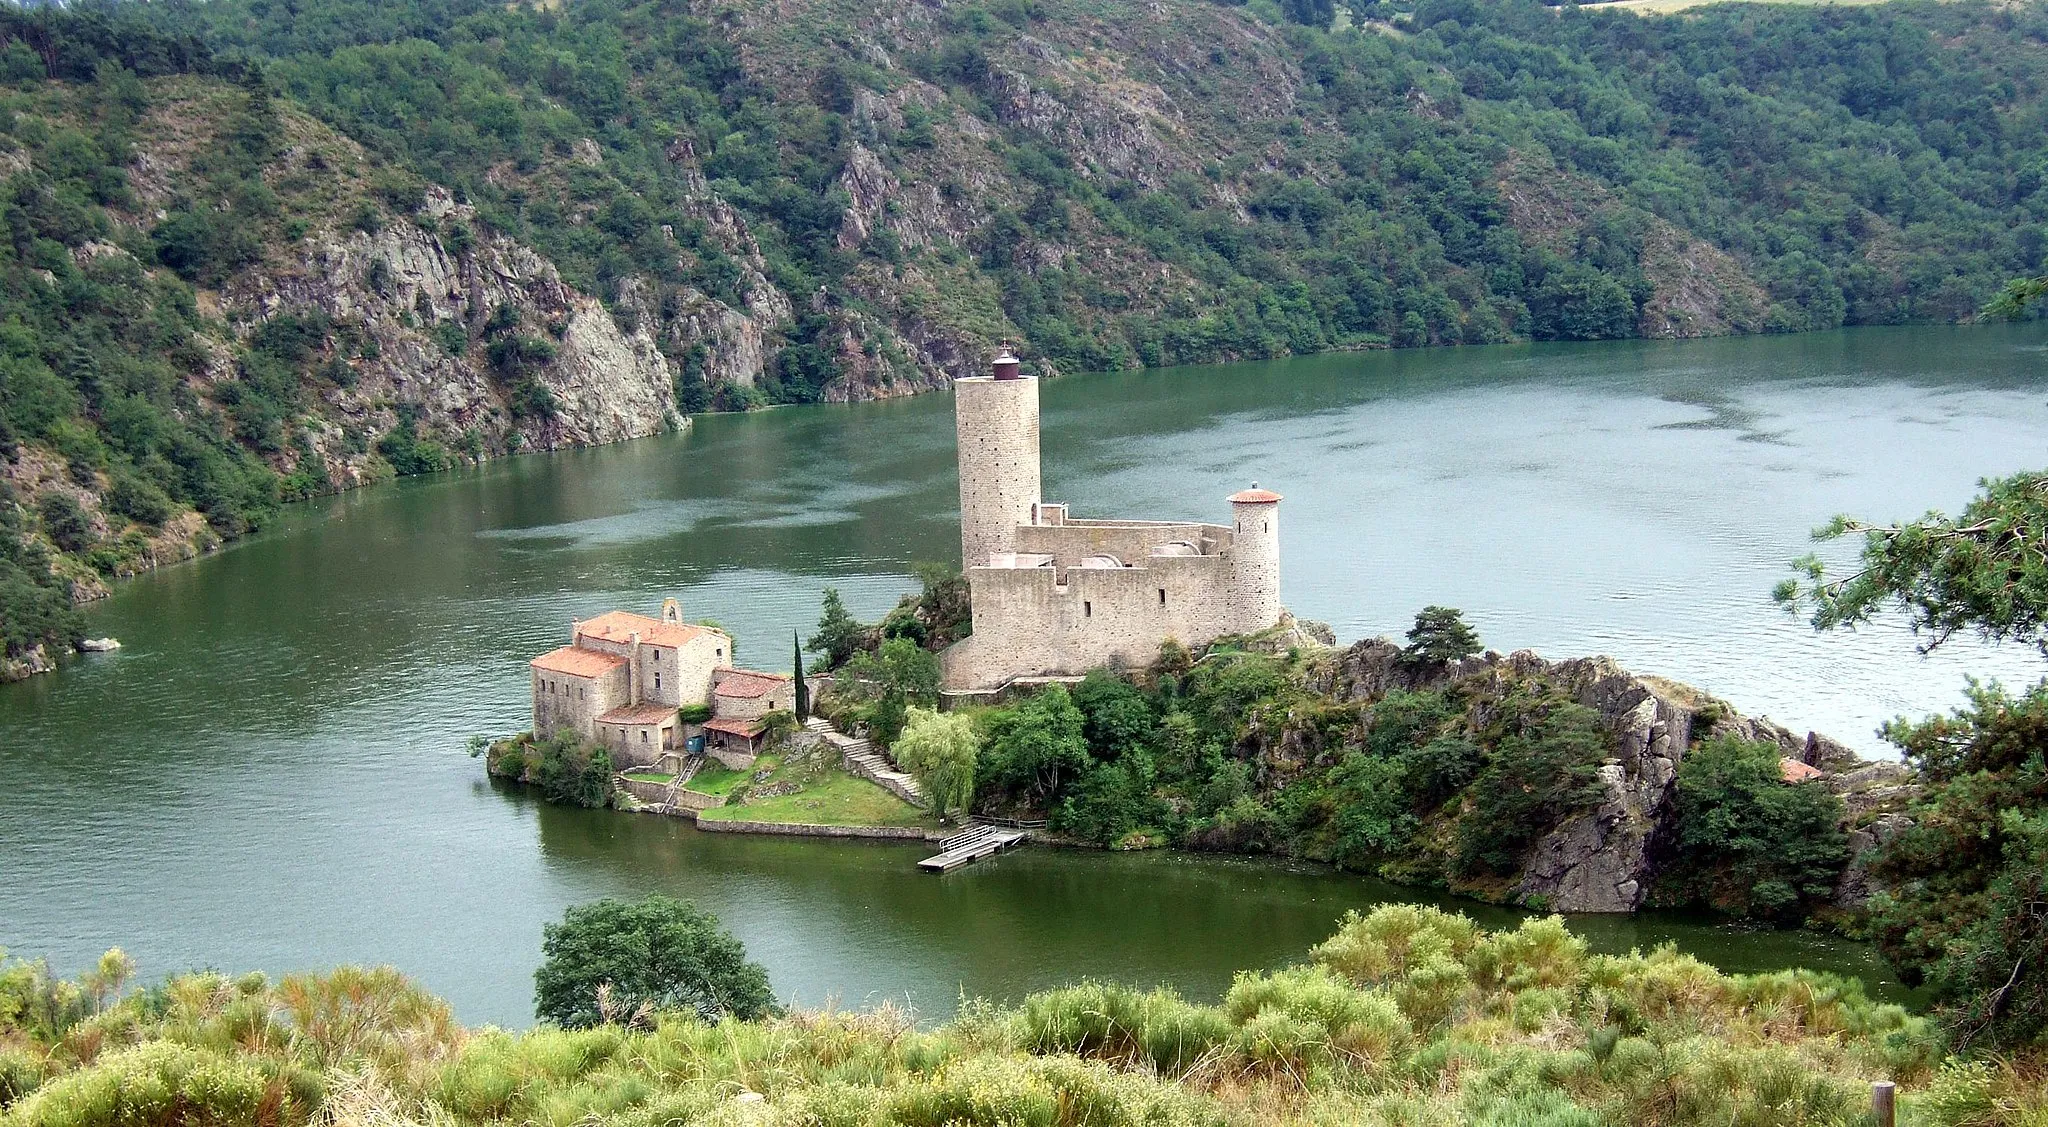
[4,0,2048,671]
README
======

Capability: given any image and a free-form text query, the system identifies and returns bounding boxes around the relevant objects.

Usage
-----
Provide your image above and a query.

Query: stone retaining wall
[618,777,723,811]
[693,818,939,841]
[844,755,927,808]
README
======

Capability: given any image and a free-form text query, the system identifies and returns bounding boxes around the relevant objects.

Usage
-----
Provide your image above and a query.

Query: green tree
[792,630,808,720]
[1053,754,1168,846]
[1074,669,1155,760]
[1660,735,1850,920]
[1402,606,1482,669]
[892,707,978,819]
[1456,698,1610,877]
[836,636,940,745]
[1783,472,2048,1047]
[1777,472,2048,656]
[807,587,866,670]
[1984,275,2047,320]
[978,683,1091,809]
[533,896,775,1028]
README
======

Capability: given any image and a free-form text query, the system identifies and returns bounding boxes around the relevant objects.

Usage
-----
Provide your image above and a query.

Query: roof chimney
[991,345,1022,380]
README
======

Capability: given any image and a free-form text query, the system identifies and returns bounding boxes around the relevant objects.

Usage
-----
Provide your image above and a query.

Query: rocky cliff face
[1329,638,1915,914]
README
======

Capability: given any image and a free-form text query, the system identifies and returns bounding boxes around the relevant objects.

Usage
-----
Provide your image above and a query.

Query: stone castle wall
[944,551,1240,687]
[941,359,1283,692]
[1014,519,1231,565]
[955,376,1040,569]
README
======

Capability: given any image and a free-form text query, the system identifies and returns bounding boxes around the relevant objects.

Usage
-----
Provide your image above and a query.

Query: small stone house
[701,668,795,755]
[530,599,731,768]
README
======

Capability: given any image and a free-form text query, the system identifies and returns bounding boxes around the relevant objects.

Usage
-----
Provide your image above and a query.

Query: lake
[4,324,2044,1026]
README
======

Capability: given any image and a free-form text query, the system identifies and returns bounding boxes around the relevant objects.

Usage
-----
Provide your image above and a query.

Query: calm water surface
[4,325,2045,1025]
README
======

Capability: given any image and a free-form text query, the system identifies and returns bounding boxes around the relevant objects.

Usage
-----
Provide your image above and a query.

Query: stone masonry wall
[1227,500,1282,634]
[532,664,628,739]
[1014,520,1231,565]
[955,376,1041,569]
[946,551,1239,687]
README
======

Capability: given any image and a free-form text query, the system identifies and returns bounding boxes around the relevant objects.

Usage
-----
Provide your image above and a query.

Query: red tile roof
[714,670,790,700]
[1780,758,1824,783]
[703,717,765,738]
[531,646,627,678]
[575,611,720,651]
[599,703,679,726]
[1228,487,1282,504]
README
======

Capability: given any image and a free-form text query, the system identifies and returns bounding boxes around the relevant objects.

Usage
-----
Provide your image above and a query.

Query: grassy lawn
[684,757,770,798]
[696,766,937,830]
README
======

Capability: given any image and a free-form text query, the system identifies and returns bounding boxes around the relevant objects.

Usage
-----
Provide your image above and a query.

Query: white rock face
[223,186,680,473]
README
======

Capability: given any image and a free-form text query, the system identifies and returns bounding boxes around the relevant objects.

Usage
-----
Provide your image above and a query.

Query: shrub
[1012,982,1229,1075]
[1659,735,1850,920]
[1,1042,285,1127]
[1223,967,1410,1068]
[1456,699,1611,877]
[105,472,173,526]
[34,490,94,554]
[1313,905,1481,987]
[530,730,613,809]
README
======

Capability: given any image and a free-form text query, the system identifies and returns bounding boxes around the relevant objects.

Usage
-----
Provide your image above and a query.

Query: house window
[1084,601,1092,618]
[654,673,662,690]
[641,731,649,742]
[1158,588,1167,606]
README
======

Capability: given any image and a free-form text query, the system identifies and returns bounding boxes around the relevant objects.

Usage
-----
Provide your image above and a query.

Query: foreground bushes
[6,904,2036,1126]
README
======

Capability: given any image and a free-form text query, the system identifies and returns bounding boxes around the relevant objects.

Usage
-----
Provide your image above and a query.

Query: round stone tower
[955,348,1041,569]
[1227,483,1282,633]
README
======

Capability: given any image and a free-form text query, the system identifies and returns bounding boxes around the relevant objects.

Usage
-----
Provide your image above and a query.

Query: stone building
[941,350,1283,693]
[702,668,797,755]
[529,599,731,766]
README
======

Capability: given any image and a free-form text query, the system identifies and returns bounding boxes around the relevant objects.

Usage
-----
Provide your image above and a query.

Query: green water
[5,325,2046,1026]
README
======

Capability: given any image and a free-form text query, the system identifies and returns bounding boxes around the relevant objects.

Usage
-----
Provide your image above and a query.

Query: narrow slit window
[1084,601,1092,618]
[1158,588,1167,606]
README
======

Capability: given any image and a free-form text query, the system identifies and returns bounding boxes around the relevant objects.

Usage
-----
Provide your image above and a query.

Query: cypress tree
[793,630,809,720]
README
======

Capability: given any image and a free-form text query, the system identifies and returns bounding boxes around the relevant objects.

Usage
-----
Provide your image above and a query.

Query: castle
[529,599,794,766]
[940,350,1282,693]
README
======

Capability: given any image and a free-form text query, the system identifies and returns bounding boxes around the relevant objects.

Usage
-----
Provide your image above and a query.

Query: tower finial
[991,342,1022,380]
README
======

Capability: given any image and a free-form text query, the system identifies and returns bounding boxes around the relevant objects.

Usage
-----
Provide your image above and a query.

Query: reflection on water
[3,325,2042,1026]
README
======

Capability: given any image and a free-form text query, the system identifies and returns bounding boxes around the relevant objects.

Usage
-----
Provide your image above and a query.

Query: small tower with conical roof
[954,346,1041,570]
[1227,482,1282,633]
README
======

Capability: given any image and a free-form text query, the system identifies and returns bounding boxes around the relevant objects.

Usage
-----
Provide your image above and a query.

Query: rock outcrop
[1328,638,1911,913]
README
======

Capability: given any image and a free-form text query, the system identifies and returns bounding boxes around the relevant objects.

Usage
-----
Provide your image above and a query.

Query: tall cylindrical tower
[1227,484,1282,633]
[955,349,1041,569]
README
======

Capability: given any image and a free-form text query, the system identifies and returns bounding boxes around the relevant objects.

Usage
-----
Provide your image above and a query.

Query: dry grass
[2,906,2043,1126]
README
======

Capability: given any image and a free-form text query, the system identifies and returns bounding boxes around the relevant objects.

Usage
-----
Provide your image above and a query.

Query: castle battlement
[941,350,1281,692]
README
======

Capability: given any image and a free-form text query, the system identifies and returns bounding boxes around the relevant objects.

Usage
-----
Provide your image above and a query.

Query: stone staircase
[806,716,925,807]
